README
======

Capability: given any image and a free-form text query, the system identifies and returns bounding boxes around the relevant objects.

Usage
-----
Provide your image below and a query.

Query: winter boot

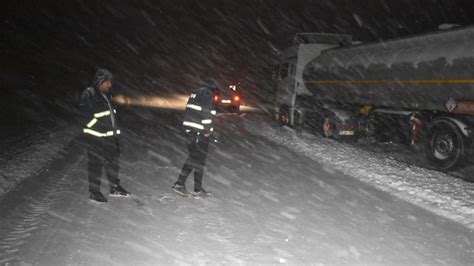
[192,188,211,199]
[90,191,108,203]
[172,183,190,197]
[110,185,131,197]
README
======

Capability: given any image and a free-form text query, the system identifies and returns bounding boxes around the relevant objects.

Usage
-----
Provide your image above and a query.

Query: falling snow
[2,1,474,264]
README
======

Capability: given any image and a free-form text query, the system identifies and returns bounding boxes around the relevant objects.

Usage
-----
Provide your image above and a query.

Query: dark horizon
[2,0,474,125]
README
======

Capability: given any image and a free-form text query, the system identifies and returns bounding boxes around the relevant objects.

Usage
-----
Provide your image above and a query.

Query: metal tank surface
[303,26,474,114]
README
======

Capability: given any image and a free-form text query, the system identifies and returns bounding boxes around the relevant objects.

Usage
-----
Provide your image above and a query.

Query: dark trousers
[176,132,209,192]
[86,136,120,193]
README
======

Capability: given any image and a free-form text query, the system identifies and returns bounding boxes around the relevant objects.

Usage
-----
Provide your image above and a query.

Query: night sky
[2,0,474,124]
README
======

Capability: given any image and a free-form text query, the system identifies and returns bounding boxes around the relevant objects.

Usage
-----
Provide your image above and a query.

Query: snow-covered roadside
[0,126,76,198]
[244,117,474,229]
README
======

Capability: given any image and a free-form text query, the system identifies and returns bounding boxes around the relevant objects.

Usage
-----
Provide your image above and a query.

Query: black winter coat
[79,87,120,138]
[183,86,217,134]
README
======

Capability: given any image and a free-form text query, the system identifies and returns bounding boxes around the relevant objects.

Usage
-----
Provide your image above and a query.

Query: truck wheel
[425,119,467,170]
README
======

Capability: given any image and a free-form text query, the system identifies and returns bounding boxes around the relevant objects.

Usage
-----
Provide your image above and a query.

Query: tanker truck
[274,26,474,170]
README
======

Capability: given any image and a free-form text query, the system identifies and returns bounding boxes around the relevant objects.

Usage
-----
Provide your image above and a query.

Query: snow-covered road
[0,109,473,264]
[245,115,474,229]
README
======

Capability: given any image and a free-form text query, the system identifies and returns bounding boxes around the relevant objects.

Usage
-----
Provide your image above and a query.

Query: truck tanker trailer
[274,26,474,170]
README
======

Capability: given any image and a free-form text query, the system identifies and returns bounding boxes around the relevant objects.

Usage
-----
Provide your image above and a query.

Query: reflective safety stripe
[186,104,202,111]
[86,118,98,128]
[83,128,103,137]
[201,119,212,124]
[211,110,217,115]
[83,128,121,137]
[183,121,204,130]
[113,109,117,114]
[94,110,111,118]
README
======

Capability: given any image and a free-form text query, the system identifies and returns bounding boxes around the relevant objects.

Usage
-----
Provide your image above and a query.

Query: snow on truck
[274,26,474,171]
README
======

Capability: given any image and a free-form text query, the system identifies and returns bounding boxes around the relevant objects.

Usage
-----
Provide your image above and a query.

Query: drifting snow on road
[244,116,474,229]
[0,111,473,264]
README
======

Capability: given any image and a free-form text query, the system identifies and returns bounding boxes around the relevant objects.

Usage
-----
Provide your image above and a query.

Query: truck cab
[274,33,353,127]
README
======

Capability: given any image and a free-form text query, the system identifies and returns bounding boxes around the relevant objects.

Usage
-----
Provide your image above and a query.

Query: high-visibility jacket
[183,86,217,134]
[79,87,121,138]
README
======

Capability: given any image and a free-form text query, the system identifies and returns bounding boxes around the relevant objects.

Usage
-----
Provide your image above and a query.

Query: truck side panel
[303,26,474,114]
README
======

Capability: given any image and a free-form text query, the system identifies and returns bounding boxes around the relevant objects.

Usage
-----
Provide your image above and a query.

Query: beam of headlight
[240,105,258,112]
[113,94,260,112]
[113,94,188,110]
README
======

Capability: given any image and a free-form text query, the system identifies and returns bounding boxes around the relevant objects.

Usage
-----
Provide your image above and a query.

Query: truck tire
[425,119,467,170]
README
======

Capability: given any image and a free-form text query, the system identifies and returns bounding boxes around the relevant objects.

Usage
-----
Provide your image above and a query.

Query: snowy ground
[244,115,474,230]
[0,124,76,198]
[0,109,473,264]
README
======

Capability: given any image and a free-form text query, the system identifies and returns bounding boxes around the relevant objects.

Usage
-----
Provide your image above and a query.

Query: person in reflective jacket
[80,69,130,203]
[172,78,218,198]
